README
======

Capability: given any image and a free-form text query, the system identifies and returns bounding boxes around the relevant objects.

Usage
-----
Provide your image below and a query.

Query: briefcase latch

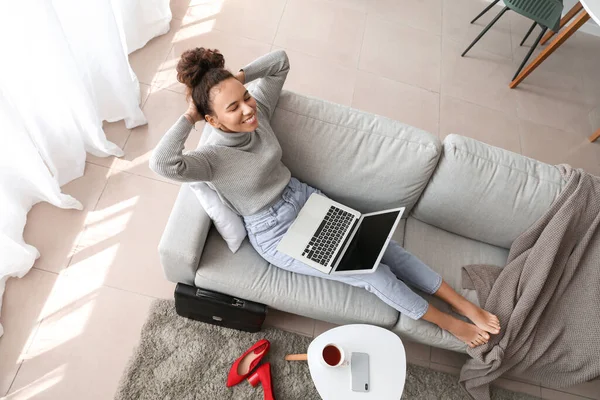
[232,298,245,307]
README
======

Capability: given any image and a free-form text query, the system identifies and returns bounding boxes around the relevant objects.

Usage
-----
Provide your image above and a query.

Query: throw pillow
[189,182,246,253]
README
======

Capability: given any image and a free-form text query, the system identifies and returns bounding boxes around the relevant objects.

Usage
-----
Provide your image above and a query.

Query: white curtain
[0,0,172,337]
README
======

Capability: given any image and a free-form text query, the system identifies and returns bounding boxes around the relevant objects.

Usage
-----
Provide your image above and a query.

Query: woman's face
[206,77,258,133]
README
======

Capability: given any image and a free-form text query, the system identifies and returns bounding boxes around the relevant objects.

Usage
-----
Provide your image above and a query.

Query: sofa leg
[590,128,600,143]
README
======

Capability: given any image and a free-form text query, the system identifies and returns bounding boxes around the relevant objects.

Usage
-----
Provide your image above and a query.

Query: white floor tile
[0,270,57,396]
[273,47,358,106]
[6,272,153,400]
[441,38,518,117]
[371,0,442,36]
[352,71,440,135]
[274,0,367,67]
[359,14,442,92]
[519,119,600,176]
[67,171,179,299]
[129,19,182,86]
[183,0,286,44]
[24,164,110,274]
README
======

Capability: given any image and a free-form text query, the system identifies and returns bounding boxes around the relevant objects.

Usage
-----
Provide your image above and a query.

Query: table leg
[590,128,600,143]
[540,1,584,45]
[285,354,308,361]
[510,10,591,88]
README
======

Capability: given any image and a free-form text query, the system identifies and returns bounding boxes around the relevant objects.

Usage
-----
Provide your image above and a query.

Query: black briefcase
[174,283,267,333]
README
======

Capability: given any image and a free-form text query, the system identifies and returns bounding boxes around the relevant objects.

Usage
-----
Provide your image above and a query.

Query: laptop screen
[335,210,401,272]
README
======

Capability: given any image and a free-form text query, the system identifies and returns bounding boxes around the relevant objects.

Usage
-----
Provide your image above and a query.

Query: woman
[150,49,500,348]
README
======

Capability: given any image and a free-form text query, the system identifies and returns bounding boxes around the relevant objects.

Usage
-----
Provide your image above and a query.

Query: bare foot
[446,318,490,348]
[453,303,501,335]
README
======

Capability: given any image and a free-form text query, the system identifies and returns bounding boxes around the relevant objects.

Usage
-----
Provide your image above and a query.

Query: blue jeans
[243,178,442,320]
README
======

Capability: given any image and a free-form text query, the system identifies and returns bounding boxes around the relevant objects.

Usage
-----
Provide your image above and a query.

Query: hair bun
[176,47,226,88]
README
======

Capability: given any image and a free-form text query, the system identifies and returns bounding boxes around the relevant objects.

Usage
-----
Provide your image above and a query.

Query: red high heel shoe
[226,339,270,387]
[248,362,275,400]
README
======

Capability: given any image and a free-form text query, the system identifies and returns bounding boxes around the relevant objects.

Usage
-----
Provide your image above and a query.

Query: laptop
[276,194,405,275]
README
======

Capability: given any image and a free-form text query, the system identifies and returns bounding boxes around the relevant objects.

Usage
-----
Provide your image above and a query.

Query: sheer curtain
[0,0,171,337]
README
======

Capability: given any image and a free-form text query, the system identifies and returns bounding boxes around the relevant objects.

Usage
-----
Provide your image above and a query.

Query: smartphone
[351,352,370,392]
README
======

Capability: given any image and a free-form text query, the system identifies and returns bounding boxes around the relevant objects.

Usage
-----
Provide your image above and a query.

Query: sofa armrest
[158,184,211,285]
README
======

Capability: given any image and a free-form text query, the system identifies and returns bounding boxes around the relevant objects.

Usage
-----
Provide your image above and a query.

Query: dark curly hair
[176,47,234,118]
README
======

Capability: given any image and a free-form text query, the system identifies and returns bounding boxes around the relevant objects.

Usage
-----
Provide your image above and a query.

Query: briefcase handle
[195,288,245,307]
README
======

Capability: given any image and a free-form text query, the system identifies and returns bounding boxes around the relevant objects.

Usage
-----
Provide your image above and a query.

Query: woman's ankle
[434,281,474,313]
[421,304,454,331]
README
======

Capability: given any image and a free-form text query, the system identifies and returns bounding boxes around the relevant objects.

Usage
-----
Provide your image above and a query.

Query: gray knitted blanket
[459,165,600,400]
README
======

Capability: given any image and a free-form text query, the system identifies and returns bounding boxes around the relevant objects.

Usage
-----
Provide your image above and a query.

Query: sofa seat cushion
[194,227,399,327]
[391,219,406,247]
[392,217,509,353]
[269,91,441,215]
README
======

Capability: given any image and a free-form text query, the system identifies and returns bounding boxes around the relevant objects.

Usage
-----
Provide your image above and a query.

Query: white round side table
[307,324,406,400]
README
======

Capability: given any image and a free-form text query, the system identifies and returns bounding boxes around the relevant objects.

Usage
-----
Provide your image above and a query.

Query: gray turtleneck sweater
[149,50,292,216]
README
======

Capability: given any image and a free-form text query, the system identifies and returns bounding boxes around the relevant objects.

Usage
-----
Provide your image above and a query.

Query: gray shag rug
[115,300,538,400]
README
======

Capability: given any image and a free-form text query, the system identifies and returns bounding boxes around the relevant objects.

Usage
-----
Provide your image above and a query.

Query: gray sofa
[158,91,566,353]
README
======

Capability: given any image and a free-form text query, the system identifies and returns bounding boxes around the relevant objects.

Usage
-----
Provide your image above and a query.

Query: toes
[487,319,501,333]
[477,332,489,344]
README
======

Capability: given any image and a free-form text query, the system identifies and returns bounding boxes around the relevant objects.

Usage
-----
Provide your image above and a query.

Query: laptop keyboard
[302,206,354,266]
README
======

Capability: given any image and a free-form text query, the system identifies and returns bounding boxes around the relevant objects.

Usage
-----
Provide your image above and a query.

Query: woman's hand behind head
[184,98,201,124]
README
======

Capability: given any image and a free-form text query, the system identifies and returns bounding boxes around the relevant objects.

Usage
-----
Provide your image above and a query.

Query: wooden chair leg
[590,128,600,143]
[510,11,590,88]
[540,1,584,45]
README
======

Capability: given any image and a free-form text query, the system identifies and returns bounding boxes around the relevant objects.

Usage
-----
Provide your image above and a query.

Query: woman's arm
[149,115,213,182]
[240,50,290,119]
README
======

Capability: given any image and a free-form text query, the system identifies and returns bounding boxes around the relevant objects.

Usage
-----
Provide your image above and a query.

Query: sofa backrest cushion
[270,91,442,214]
[412,135,566,249]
